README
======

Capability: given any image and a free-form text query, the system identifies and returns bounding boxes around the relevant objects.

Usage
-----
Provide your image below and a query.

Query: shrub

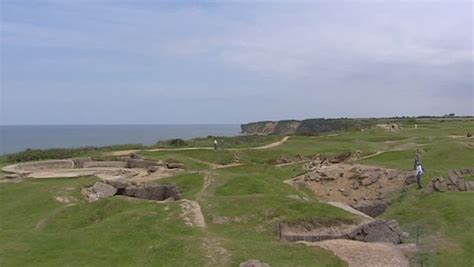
[157,139,188,147]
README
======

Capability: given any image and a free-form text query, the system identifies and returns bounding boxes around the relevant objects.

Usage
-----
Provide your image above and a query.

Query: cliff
[241,118,374,135]
[240,120,300,135]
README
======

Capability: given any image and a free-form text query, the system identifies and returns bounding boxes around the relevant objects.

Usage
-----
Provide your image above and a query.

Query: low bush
[5,144,146,163]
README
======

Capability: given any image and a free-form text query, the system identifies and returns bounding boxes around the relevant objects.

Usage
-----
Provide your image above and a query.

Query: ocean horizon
[0,124,241,155]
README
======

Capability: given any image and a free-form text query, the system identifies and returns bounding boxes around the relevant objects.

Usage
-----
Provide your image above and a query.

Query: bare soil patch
[300,239,409,267]
[288,162,415,207]
[180,200,206,228]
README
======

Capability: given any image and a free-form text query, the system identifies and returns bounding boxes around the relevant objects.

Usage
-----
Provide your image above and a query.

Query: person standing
[415,163,424,189]
[213,139,218,150]
[414,150,424,189]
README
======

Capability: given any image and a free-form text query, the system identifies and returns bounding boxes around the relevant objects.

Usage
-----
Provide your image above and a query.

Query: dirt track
[300,239,409,267]
[108,136,291,156]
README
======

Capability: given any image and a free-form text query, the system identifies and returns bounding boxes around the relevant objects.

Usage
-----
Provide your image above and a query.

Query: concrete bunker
[279,219,408,245]
[2,157,184,181]
[81,180,181,202]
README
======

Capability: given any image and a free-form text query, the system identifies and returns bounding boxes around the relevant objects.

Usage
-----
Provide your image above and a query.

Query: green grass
[158,172,205,200]
[157,135,283,149]
[0,177,209,266]
[1,118,473,266]
[384,192,474,266]
[464,175,474,181]
[141,149,236,169]
[0,156,8,174]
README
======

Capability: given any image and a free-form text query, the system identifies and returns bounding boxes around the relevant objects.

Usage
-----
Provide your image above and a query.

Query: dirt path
[300,239,409,267]
[356,151,385,161]
[250,136,290,149]
[274,159,310,168]
[188,158,244,170]
[183,172,232,265]
[197,172,214,200]
[180,199,206,228]
[356,140,432,161]
[109,136,291,156]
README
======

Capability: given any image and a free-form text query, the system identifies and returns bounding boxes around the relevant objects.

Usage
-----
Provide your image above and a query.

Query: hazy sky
[1,0,473,125]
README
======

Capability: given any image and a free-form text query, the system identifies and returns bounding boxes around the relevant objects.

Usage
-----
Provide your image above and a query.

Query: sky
[1,0,473,125]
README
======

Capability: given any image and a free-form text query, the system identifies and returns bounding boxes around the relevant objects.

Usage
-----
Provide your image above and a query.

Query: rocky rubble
[427,168,474,193]
[123,184,181,201]
[271,152,361,167]
[291,162,415,213]
[81,182,117,202]
[349,220,408,244]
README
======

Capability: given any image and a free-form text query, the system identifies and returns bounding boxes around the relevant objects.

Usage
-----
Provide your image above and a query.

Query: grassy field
[1,118,473,266]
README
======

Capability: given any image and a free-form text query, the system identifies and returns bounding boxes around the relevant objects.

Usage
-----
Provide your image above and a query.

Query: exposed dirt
[180,200,206,228]
[251,136,290,149]
[54,195,76,204]
[288,163,415,206]
[299,239,409,267]
[198,173,214,199]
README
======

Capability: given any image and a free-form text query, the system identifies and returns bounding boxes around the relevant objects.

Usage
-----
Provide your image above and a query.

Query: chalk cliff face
[241,118,374,135]
[240,120,300,135]
[240,121,278,135]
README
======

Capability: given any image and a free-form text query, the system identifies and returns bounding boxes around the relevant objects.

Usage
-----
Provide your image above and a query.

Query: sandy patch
[180,200,206,228]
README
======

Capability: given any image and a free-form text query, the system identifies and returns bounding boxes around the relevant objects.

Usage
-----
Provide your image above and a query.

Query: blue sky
[1,0,473,125]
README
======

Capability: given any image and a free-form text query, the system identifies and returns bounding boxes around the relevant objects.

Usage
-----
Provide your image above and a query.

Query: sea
[0,124,241,155]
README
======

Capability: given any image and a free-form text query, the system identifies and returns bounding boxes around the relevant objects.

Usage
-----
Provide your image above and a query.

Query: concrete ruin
[1,157,184,183]
[350,200,387,218]
[280,219,408,245]
[377,123,402,132]
[81,182,118,202]
[81,181,181,202]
